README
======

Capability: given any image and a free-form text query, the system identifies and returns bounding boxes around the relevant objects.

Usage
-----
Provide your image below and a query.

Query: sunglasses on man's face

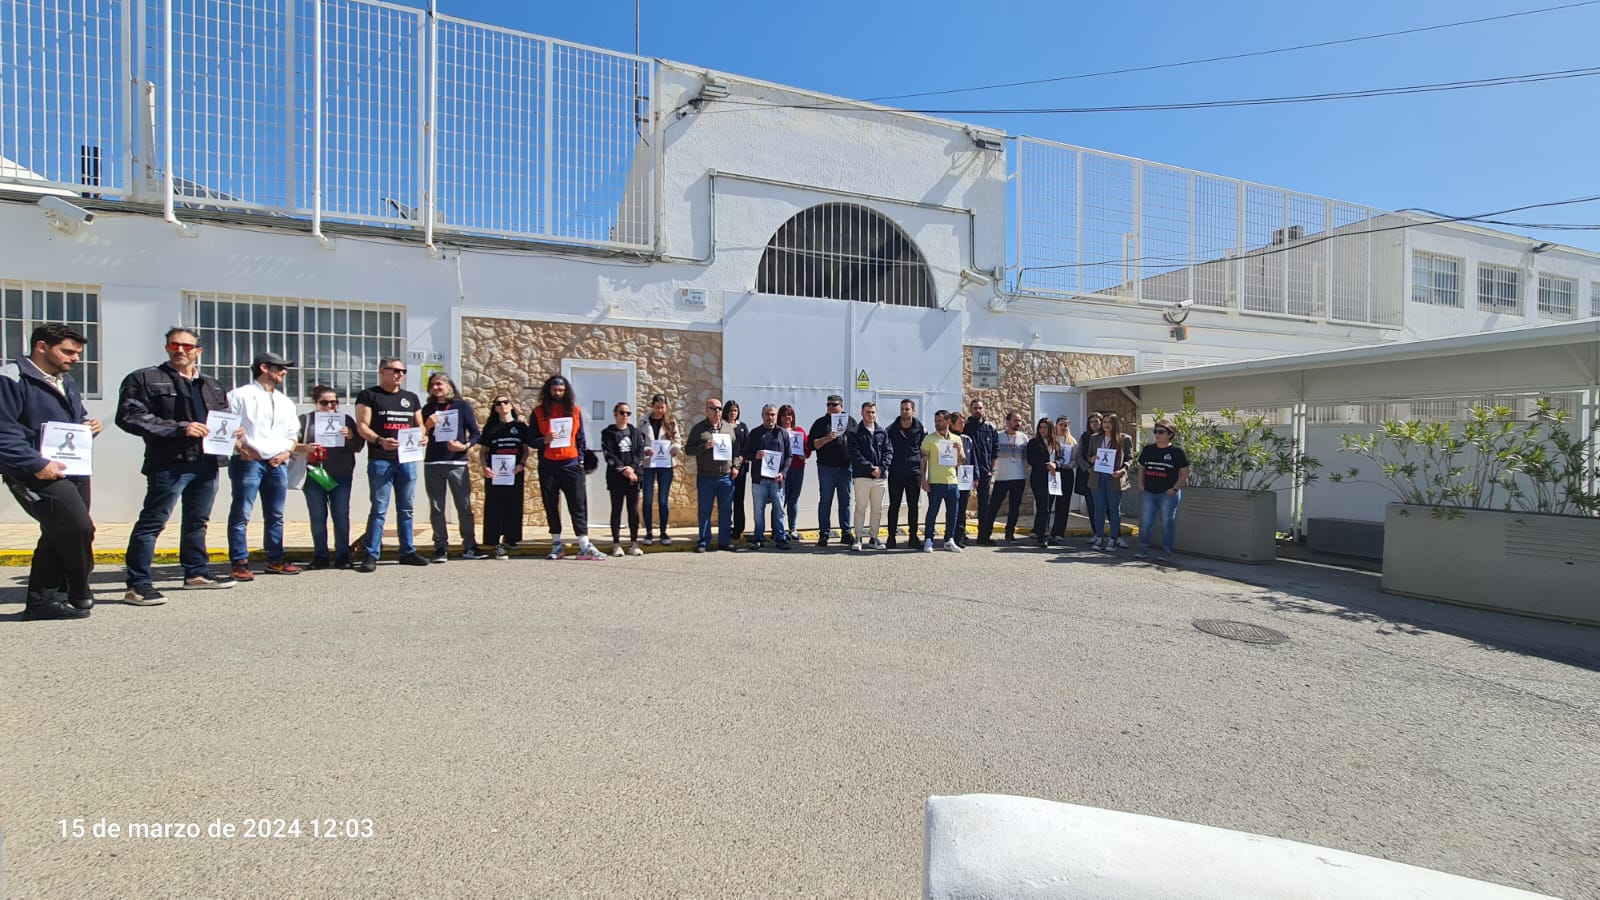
[316,399,339,407]
[384,367,406,375]
[166,342,198,352]
[1153,428,1172,435]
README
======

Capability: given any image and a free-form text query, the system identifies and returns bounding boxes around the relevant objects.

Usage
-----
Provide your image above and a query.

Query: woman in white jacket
[638,394,682,545]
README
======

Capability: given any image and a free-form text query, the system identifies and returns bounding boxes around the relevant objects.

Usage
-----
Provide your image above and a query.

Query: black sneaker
[775,540,791,550]
[493,544,509,560]
[308,557,332,571]
[815,534,830,548]
[22,600,89,620]
[398,553,432,567]
[355,558,377,573]
[461,547,489,560]
[123,585,166,606]
[334,557,352,570]
[886,537,898,550]
[430,549,449,563]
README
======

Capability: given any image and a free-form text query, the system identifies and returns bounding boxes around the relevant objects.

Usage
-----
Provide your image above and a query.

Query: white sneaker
[850,540,863,552]
[612,543,625,557]
[630,543,644,557]
[944,539,961,552]
[548,539,565,560]
[868,538,886,551]
[1089,538,1102,550]
[575,540,606,560]
[923,538,935,553]
[643,536,655,546]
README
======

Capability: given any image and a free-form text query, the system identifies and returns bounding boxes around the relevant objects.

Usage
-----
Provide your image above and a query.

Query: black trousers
[982,479,1024,541]
[10,476,94,607]
[730,465,748,537]
[1051,468,1077,538]
[886,471,920,539]
[482,475,525,547]
[539,464,588,537]
[608,480,641,543]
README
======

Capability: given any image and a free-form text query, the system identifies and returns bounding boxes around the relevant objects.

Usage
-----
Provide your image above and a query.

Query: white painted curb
[924,794,1559,900]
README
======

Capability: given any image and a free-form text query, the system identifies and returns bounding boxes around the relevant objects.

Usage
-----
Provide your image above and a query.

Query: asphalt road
[3,543,1597,898]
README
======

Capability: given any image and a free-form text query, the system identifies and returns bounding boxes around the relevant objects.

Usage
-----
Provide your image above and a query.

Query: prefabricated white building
[2,0,1597,528]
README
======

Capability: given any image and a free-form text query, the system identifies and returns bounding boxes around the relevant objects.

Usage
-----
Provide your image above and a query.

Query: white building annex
[2,0,1598,528]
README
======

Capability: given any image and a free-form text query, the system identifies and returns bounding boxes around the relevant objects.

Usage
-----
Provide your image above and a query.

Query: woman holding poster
[1083,413,1135,552]
[1025,418,1061,549]
[639,394,680,545]
[602,401,646,557]
[478,394,529,559]
[777,404,809,538]
[530,375,604,560]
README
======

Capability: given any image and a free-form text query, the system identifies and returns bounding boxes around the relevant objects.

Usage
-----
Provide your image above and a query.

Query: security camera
[1173,299,1195,310]
[1163,298,1194,326]
[40,195,95,234]
[959,268,992,287]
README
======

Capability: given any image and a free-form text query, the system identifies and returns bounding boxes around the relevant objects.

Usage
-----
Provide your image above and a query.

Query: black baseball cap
[252,351,296,368]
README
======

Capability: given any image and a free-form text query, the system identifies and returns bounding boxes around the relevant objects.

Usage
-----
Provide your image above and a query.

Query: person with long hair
[421,371,484,562]
[638,393,680,546]
[529,375,604,560]
[1050,415,1077,544]
[1025,417,1061,549]
[777,404,809,536]
[478,393,529,559]
[1075,412,1103,545]
[1084,412,1135,551]
[724,400,750,541]
[602,400,646,556]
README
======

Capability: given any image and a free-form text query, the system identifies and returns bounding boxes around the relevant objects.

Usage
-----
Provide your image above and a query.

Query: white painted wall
[1403,223,1600,339]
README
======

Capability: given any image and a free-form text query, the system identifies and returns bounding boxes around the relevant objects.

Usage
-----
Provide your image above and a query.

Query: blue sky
[431,1,1599,248]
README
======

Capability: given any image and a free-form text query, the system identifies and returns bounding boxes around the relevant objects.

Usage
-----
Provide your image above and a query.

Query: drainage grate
[1193,619,1289,645]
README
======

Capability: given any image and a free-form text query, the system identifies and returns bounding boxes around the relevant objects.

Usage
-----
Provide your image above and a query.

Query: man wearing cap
[226,351,304,581]
[806,394,856,548]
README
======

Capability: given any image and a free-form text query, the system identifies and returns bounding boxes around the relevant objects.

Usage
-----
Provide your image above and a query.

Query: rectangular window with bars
[187,293,405,403]
[0,280,103,397]
[1476,264,1522,314]
[1536,274,1576,319]
[1410,252,1462,307]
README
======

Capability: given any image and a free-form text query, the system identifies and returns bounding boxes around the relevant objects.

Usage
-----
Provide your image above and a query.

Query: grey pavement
[2,543,1597,898]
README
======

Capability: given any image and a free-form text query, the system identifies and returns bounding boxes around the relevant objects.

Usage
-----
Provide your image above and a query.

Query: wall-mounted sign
[973,347,998,376]
[1183,385,1196,407]
[680,288,707,307]
[855,369,871,391]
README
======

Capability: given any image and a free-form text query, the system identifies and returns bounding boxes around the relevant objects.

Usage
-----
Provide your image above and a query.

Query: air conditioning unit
[1272,225,1306,245]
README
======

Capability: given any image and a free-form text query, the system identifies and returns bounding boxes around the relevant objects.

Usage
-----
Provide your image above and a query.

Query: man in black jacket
[806,394,855,547]
[846,401,893,551]
[742,403,792,549]
[0,323,103,619]
[116,326,237,602]
[960,399,1000,545]
[883,398,925,549]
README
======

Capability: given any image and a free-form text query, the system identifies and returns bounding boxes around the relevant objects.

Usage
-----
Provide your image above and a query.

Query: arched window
[756,203,936,308]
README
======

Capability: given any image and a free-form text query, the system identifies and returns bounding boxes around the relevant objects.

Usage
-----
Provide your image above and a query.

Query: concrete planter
[1168,487,1277,563]
[1383,504,1600,625]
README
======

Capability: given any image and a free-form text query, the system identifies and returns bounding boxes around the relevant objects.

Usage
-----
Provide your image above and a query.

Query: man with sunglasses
[806,394,856,548]
[115,326,238,603]
[353,357,430,571]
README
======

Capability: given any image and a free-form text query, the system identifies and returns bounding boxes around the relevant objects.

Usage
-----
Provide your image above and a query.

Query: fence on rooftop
[1,0,655,249]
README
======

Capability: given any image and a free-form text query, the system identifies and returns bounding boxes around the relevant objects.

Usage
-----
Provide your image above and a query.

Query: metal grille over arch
[756,203,937,308]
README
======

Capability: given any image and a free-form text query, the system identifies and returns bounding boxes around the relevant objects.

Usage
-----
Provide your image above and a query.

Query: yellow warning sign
[1182,385,1196,407]
[855,369,871,391]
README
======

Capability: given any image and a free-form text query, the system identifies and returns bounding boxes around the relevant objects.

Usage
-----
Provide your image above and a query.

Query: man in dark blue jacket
[0,323,103,619]
[741,403,792,549]
[960,399,1000,545]
[846,401,893,551]
[116,326,236,603]
[884,399,925,549]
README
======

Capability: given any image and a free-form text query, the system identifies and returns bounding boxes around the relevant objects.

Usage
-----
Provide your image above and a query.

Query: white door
[1035,385,1086,512]
[562,360,637,527]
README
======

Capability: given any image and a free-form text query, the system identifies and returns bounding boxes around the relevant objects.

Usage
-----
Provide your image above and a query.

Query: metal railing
[1,0,655,250]
[1013,137,1400,327]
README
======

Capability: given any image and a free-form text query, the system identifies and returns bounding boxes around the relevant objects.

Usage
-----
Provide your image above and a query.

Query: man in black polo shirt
[806,394,855,548]
[353,357,430,571]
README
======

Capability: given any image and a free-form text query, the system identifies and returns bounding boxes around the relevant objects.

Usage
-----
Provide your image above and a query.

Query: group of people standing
[0,322,1189,621]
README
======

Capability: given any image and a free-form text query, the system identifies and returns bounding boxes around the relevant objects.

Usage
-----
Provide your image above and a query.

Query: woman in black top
[298,384,363,569]
[1025,418,1062,549]
[724,400,750,540]
[1136,417,1191,562]
[478,394,529,558]
[602,401,647,557]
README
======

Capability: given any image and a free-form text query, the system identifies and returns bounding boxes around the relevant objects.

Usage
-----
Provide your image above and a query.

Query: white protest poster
[1047,470,1063,496]
[711,433,733,461]
[937,440,958,467]
[788,429,805,455]
[957,465,975,491]
[1093,446,1118,475]
[40,422,92,475]
[432,408,459,443]
[548,416,574,449]
[314,412,345,448]
[490,453,517,485]
[830,413,849,435]
[203,411,240,456]
[650,440,673,468]
[397,427,425,463]
[760,450,781,478]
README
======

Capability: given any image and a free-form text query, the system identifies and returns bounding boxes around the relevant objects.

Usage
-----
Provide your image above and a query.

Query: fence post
[422,0,438,247]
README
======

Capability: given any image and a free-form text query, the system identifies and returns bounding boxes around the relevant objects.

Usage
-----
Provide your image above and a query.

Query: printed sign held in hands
[491,453,517,485]
[204,411,241,456]
[711,433,733,461]
[40,422,93,475]
[314,412,344,448]
[1093,446,1118,475]
[397,427,425,463]
[650,440,673,468]
[548,417,574,449]
[432,408,459,443]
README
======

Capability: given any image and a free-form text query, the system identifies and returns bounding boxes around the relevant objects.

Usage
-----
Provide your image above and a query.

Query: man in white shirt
[226,351,304,580]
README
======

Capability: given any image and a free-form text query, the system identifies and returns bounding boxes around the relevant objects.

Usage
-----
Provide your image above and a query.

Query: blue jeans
[1140,489,1182,553]
[228,458,289,564]
[125,465,219,586]
[815,465,853,539]
[365,458,418,560]
[751,478,788,543]
[305,477,353,562]
[784,465,805,533]
[641,466,674,537]
[696,473,734,549]
[924,483,960,541]
[1090,476,1123,539]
